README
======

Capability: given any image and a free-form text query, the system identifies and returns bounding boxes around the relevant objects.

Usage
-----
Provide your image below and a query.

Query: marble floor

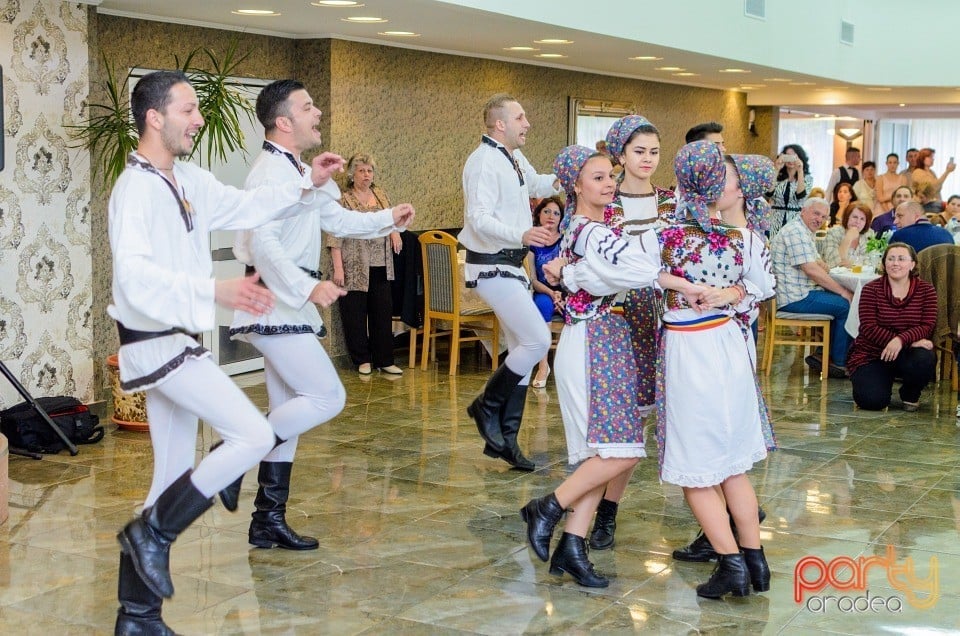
[2,344,959,635]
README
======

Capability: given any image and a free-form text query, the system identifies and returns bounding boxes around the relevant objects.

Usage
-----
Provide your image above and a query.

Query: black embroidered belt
[117,322,195,345]
[245,265,322,287]
[465,248,529,268]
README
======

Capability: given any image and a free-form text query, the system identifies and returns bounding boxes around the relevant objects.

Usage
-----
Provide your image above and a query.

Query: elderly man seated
[770,197,854,377]
[890,200,954,254]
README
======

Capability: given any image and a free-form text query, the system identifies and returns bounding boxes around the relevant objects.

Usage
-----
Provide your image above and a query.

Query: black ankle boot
[118,470,213,599]
[589,499,619,550]
[520,492,565,562]
[741,546,771,592]
[468,365,523,454]
[115,551,174,635]
[483,384,534,471]
[549,532,609,588]
[696,552,751,599]
[672,530,718,562]
[249,461,319,550]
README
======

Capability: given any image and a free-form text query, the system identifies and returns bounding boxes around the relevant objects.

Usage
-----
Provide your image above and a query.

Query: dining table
[829,266,881,337]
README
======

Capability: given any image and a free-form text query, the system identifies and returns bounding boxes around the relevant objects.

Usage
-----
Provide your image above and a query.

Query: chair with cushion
[917,244,960,390]
[418,230,499,375]
[761,297,832,384]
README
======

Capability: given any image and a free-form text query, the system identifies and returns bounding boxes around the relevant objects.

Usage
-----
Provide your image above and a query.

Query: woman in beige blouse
[911,148,955,211]
[328,154,404,375]
[875,153,907,216]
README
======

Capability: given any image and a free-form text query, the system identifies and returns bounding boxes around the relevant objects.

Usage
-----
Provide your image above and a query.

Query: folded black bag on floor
[0,396,104,453]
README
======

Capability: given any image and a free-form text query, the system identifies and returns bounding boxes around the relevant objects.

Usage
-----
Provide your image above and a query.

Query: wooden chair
[418,231,499,375]
[917,244,960,390]
[760,297,832,383]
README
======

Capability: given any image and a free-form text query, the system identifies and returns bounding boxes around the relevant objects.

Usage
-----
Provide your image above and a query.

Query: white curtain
[777,118,836,192]
[877,119,960,199]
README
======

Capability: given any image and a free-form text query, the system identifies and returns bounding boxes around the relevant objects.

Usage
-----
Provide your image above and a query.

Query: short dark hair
[846,147,861,155]
[906,147,918,153]
[685,122,723,144]
[131,70,190,135]
[256,79,306,133]
[862,161,876,170]
[886,152,899,161]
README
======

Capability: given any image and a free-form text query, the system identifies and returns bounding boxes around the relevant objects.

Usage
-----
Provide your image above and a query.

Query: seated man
[770,197,854,377]
[871,185,913,236]
[890,201,954,254]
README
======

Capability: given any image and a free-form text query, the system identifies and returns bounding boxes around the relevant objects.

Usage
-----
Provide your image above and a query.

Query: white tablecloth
[829,267,881,337]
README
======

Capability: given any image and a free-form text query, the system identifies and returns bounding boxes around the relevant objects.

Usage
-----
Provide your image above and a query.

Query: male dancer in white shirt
[224,79,414,550]
[110,70,347,635]
[460,94,560,471]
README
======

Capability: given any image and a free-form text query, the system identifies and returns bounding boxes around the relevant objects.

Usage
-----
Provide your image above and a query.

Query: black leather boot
[115,551,174,635]
[483,384,534,471]
[588,498,618,550]
[117,470,213,599]
[672,506,767,562]
[741,546,771,592]
[520,492,565,562]
[549,532,609,588]
[249,461,319,550]
[696,552,751,599]
[212,433,284,512]
[467,365,523,454]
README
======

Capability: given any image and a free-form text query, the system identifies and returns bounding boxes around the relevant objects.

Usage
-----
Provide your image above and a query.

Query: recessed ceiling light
[899,103,907,107]
[673,72,698,77]
[379,31,419,37]
[866,87,892,91]
[813,114,821,118]
[763,78,792,82]
[232,9,280,16]
[789,82,816,86]
[534,39,573,44]
[342,16,387,23]
[628,56,662,61]
[535,53,567,58]
[311,1,363,6]
[504,46,539,51]
[719,68,750,73]
[740,84,765,89]
[656,66,684,71]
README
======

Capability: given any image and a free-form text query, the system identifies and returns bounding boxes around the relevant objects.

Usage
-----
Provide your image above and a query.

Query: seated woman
[829,181,857,227]
[525,196,564,388]
[847,242,938,411]
[932,194,960,226]
[820,202,874,269]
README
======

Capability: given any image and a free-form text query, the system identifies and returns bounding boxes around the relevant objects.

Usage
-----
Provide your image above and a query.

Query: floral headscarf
[552,144,596,218]
[728,154,776,233]
[604,114,654,159]
[673,140,726,232]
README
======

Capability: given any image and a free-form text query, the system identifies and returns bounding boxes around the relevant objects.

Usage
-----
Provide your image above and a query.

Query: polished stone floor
[1,344,959,634]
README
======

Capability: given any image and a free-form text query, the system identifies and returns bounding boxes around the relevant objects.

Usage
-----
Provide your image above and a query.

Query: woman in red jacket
[847,242,938,411]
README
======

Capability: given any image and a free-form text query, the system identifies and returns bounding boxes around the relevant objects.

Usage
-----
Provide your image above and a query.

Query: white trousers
[143,356,275,505]
[248,332,346,463]
[473,275,550,383]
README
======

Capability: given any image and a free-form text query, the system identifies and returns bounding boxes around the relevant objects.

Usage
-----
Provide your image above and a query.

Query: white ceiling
[91,0,960,118]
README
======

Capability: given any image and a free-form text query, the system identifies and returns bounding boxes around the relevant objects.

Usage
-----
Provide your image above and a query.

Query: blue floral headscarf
[728,154,776,233]
[553,144,596,219]
[604,114,654,159]
[673,140,726,232]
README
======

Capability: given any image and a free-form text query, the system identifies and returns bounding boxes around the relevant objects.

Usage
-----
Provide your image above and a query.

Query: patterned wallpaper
[0,0,91,407]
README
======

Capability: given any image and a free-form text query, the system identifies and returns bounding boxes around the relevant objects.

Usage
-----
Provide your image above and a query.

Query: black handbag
[1,396,105,453]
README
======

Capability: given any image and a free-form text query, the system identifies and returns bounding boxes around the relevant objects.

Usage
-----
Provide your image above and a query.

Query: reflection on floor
[1,346,959,634]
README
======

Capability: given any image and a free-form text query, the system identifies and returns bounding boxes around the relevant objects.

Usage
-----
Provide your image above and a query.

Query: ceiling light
[504,46,539,51]
[837,127,863,141]
[232,9,280,16]
[656,66,684,71]
[342,16,387,23]
[719,68,750,73]
[534,39,573,44]
[763,78,791,82]
[866,87,892,91]
[628,56,662,61]
[740,84,765,89]
[789,82,816,86]
[535,53,566,58]
[673,72,698,77]
[311,1,363,6]
[379,31,419,36]
[899,103,907,107]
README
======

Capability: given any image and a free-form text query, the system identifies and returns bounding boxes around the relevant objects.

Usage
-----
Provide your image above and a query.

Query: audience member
[684,121,726,152]
[826,146,861,202]
[900,148,919,186]
[891,200,955,253]
[526,196,564,388]
[871,185,913,235]
[770,197,853,377]
[853,160,877,213]
[876,153,907,215]
[767,144,812,236]
[820,202,874,269]
[847,243,937,411]
[829,181,857,227]
[911,148,955,210]
[932,194,960,226]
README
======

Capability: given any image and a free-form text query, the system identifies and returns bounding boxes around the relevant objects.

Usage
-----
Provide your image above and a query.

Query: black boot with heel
[483,384,534,471]
[549,532,609,588]
[741,546,771,592]
[468,365,523,455]
[248,461,319,550]
[588,498,619,550]
[695,552,751,599]
[114,551,174,635]
[520,493,565,562]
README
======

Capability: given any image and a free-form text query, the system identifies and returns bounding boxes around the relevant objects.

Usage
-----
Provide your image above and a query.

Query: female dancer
[519,146,702,587]
[583,115,676,550]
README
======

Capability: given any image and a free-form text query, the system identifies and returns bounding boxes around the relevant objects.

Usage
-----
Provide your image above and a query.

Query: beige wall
[82,17,774,392]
